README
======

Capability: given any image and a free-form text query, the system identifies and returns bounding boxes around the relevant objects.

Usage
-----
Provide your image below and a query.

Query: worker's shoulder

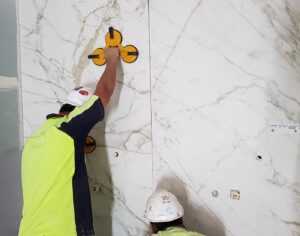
[156,232,205,236]
[28,116,66,138]
[67,95,103,119]
[156,227,206,236]
[188,231,206,236]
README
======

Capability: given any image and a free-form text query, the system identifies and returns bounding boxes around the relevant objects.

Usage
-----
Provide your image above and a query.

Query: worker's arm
[59,49,118,144]
[94,48,119,108]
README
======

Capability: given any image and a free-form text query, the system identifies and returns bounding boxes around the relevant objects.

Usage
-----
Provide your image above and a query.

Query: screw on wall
[92,185,101,192]
[230,190,240,200]
[115,152,119,157]
[256,155,262,160]
[212,190,219,197]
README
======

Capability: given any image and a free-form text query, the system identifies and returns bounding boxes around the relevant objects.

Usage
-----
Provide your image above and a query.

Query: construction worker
[18,48,119,236]
[144,189,206,236]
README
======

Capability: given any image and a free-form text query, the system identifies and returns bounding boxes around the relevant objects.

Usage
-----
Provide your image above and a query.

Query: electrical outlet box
[230,190,240,200]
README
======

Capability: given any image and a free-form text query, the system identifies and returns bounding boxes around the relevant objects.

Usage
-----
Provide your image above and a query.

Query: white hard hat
[144,189,184,223]
[65,86,93,106]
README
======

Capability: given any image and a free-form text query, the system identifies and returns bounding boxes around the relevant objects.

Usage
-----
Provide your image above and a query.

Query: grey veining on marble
[19,0,300,235]
[150,0,300,235]
[19,0,152,235]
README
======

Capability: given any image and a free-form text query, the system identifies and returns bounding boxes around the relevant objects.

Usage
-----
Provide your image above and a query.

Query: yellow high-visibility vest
[19,96,103,236]
[152,226,206,236]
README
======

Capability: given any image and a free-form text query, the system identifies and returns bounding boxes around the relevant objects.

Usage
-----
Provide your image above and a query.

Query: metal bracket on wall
[270,124,298,134]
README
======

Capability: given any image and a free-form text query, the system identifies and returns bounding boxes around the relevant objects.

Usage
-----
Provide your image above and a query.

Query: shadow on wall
[157,176,226,236]
[296,138,300,231]
[0,147,22,236]
[86,61,124,236]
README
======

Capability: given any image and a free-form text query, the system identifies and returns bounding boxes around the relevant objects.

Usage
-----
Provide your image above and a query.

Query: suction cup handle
[127,51,139,56]
[88,55,100,59]
[109,27,114,39]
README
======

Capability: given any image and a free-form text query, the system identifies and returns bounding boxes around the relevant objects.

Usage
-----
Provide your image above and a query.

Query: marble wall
[150,0,300,236]
[19,0,300,235]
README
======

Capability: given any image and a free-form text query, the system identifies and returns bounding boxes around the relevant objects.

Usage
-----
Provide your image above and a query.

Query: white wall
[150,1,300,235]
[19,0,300,235]
[0,0,22,235]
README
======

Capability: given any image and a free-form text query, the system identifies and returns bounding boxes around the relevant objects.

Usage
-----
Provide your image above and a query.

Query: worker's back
[19,116,77,236]
[19,95,104,236]
[153,226,205,236]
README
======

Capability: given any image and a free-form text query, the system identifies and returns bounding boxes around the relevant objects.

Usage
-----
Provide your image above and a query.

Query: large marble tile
[19,0,300,235]
[86,147,152,236]
[19,0,151,153]
[19,1,152,236]
[150,0,300,235]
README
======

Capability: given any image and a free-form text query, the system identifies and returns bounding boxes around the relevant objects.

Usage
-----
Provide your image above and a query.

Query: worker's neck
[58,112,69,116]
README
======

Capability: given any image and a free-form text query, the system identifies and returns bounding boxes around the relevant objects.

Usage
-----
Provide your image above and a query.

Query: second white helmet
[144,189,184,223]
[65,87,93,106]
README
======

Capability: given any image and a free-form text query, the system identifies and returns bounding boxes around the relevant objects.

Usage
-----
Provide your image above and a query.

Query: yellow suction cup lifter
[85,136,96,154]
[105,27,122,47]
[121,45,139,63]
[88,27,139,66]
[88,48,105,66]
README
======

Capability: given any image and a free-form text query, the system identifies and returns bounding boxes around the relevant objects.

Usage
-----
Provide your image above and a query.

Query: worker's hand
[104,47,119,64]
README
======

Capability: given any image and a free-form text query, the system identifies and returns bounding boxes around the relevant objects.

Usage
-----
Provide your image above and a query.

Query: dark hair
[59,104,76,113]
[151,218,183,232]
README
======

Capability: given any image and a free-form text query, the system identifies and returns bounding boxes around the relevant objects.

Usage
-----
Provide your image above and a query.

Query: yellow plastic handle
[88,48,106,66]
